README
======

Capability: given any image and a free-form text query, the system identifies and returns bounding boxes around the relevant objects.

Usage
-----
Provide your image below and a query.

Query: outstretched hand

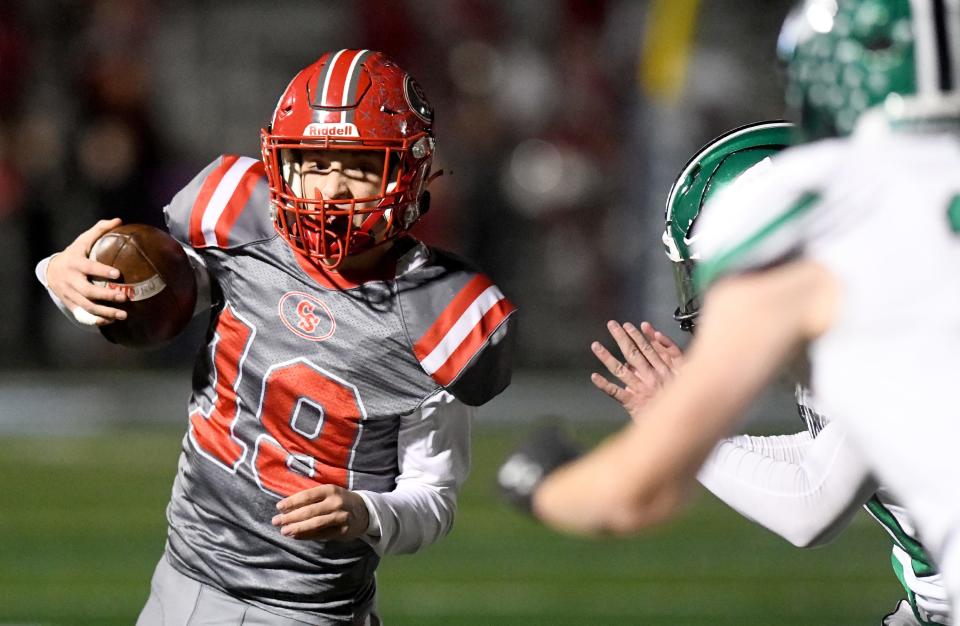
[272,484,371,541]
[45,218,128,325]
[590,321,684,422]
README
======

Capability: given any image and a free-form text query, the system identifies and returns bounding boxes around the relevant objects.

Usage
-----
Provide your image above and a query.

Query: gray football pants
[136,555,382,626]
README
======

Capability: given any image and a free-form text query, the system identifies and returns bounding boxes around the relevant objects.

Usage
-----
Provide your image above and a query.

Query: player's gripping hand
[272,484,371,541]
[45,218,128,326]
[590,320,683,422]
[497,421,582,514]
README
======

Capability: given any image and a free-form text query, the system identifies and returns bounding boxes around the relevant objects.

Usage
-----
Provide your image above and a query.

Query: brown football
[89,224,197,348]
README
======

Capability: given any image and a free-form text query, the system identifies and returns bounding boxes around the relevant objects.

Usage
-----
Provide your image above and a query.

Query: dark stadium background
[0,1,898,623]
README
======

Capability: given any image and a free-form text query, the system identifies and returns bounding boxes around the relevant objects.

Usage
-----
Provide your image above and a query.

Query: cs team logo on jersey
[278,291,336,341]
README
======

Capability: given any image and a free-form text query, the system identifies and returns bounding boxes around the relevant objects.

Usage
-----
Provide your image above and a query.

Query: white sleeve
[355,389,472,556]
[717,432,812,465]
[35,254,99,330]
[696,422,877,547]
[34,246,213,328]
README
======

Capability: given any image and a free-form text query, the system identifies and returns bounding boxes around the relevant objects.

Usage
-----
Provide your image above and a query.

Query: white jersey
[698,383,947,623]
[695,128,960,619]
[800,387,949,624]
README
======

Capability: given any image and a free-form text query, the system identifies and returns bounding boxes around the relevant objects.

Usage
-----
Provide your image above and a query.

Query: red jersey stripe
[214,161,266,246]
[189,155,239,247]
[428,298,516,386]
[413,274,494,360]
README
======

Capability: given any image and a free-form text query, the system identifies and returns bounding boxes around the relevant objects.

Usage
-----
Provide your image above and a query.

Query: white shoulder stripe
[200,156,260,246]
[419,285,505,375]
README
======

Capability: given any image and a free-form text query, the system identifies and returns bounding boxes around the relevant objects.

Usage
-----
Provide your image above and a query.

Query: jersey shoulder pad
[163,154,274,250]
[398,247,517,406]
[692,141,841,291]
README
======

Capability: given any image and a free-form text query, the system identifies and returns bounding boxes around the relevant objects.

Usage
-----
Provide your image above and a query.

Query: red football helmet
[260,49,435,268]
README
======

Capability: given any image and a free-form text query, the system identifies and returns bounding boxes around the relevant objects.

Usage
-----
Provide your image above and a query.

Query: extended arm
[589,318,876,546]
[698,424,876,547]
[533,261,836,535]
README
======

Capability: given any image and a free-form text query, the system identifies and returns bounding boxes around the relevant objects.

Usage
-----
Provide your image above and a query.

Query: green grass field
[0,427,900,625]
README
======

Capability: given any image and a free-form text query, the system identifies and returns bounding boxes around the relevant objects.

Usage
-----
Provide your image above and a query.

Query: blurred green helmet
[662,121,793,331]
[779,0,960,140]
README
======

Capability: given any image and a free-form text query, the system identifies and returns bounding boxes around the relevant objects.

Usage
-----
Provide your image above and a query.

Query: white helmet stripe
[913,0,960,94]
[912,0,939,95]
[342,49,370,108]
[932,0,955,90]
[320,49,348,121]
[317,50,372,125]
[342,50,372,126]
[943,0,960,91]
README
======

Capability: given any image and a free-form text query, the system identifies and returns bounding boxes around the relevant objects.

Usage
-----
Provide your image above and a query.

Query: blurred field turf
[0,427,899,625]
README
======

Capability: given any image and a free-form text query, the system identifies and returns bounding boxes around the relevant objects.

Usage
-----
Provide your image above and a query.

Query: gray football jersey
[160,155,517,623]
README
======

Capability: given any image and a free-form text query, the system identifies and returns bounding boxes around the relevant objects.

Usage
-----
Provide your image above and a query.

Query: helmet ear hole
[419,190,431,217]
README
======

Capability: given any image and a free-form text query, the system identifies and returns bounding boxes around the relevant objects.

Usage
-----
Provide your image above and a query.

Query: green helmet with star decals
[779,0,960,141]
[662,121,793,331]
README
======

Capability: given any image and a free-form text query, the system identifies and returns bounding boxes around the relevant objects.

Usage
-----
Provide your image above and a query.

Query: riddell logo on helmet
[303,123,359,137]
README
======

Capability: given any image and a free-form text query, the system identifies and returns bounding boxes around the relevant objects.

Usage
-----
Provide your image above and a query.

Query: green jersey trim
[889,554,934,626]
[865,496,937,576]
[947,194,960,234]
[890,552,942,626]
[695,191,820,291]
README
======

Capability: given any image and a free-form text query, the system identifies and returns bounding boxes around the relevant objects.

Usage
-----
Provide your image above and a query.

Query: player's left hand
[272,484,370,541]
[590,320,684,422]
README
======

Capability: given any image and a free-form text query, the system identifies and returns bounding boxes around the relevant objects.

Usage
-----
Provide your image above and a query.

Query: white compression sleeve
[35,245,213,328]
[355,389,472,556]
[35,254,100,330]
[697,422,877,547]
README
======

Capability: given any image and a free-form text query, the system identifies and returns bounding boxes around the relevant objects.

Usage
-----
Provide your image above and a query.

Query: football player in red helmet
[261,49,437,270]
[38,49,516,625]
